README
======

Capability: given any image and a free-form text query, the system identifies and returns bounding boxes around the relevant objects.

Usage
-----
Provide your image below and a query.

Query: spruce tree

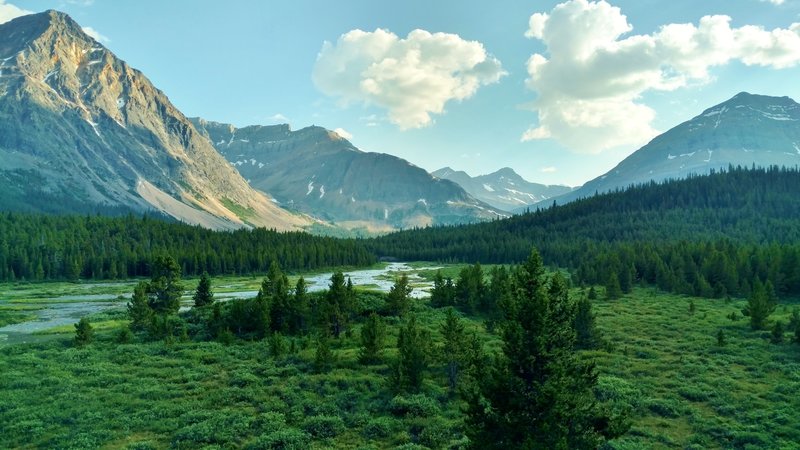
[293,277,309,334]
[358,313,386,365]
[323,272,353,338]
[147,255,184,314]
[716,329,726,346]
[393,315,429,392]
[314,332,334,373]
[466,249,627,449]
[387,274,413,317]
[128,281,153,332]
[605,272,622,299]
[193,271,214,307]
[742,280,776,330]
[440,307,467,391]
[574,296,599,350]
[74,317,93,346]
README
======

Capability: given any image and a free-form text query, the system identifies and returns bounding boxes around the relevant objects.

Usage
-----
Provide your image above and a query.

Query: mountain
[0,11,309,230]
[432,166,574,212]
[191,119,506,231]
[559,92,800,203]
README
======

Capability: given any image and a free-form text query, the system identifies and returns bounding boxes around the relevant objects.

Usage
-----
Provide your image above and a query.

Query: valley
[2,3,800,450]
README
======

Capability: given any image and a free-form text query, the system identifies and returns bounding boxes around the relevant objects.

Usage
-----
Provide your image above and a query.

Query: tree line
[0,213,375,281]
[370,166,800,299]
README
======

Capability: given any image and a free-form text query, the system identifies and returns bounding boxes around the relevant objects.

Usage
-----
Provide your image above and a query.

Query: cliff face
[0,10,309,230]
[193,119,506,230]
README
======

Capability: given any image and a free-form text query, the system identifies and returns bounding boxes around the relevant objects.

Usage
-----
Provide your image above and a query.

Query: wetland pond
[0,262,439,345]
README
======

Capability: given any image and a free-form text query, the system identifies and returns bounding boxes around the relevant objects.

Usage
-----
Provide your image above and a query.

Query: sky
[2,0,800,186]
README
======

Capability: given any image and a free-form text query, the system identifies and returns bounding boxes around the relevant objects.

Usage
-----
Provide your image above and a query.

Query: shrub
[302,415,345,438]
[388,395,440,418]
[362,416,398,440]
[246,428,310,450]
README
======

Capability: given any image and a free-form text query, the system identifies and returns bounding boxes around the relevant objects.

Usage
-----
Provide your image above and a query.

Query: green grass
[0,309,38,327]
[1,280,799,449]
[220,197,256,221]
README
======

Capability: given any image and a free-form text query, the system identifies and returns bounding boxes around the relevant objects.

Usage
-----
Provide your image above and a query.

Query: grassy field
[1,279,799,449]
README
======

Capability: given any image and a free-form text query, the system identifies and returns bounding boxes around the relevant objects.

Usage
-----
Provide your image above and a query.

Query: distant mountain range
[559,92,800,203]
[431,167,574,212]
[0,11,309,230]
[192,119,506,231]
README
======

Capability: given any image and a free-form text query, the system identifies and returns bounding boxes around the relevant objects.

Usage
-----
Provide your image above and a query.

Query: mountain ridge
[557,92,800,204]
[191,118,506,230]
[432,166,574,212]
[0,10,309,230]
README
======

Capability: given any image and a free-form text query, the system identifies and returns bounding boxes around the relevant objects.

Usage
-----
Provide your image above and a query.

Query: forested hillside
[370,166,800,298]
[0,214,374,281]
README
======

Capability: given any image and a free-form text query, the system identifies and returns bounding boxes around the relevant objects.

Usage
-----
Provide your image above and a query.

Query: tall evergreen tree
[358,313,386,365]
[466,249,627,449]
[193,272,214,307]
[605,272,622,300]
[128,281,153,332]
[147,255,184,314]
[74,317,94,347]
[314,332,335,373]
[387,274,413,317]
[742,279,776,330]
[293,277,309,334]
[393,315,429,393]
[574,296,599,350]
[430,270,455,307]
[440,307,467,391]
[323,272,353,338]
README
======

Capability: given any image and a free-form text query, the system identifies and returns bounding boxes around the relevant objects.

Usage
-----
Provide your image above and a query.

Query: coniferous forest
[3,166,800,449]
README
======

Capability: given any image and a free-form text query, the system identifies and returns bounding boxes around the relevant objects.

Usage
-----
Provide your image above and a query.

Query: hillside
[0,11,308,230]
[559,92,800,203]
[192,119,506,230]
[432,166,574,212]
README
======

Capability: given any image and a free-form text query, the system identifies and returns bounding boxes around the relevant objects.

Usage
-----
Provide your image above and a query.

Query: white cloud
[761,0,784,5]
[540,166,558,173]
[0,1,31,25]
[523,0,800,153]
[333,127,353,140]
[265,113,289,124]
[82,26,109,43]
[313,28,506,130]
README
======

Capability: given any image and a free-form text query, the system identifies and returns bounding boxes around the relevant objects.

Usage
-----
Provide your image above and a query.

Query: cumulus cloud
[0,1,31,25]
[82,26,109,43]
[333,127,353,140]
[313,28,506,130]
[523,0,800,153]
[265,113,289,124]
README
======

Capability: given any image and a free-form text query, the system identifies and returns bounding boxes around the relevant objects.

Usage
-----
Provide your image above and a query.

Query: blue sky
[3,0,800,186]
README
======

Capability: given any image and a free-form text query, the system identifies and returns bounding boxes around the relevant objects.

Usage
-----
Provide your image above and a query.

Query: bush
[388,395,440,418]
[302,415,345,438]
[246,428,310,450]
[362,416,398,440]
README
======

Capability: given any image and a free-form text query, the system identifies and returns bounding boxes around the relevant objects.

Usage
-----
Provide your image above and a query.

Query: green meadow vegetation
[2,257,799,449]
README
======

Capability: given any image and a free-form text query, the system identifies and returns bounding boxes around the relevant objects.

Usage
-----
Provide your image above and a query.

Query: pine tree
[387,274,413,317]
[716,329,726,346]
[440,308,467,391]
[193,271,214,307]
[314,332,334,373]
[358,313,386,365]
[147,255,184,314]
[393,315,429,393]
[742,279,776,330]
[466,249,627,449]
[430,270,455,307]
[74,317,93,346]
[293,277,309,334]
[587,286,598,300]
[574,297,599,350]
[688,299,696,315]
[128,281,153,332]
[605,272,622,299]
[269,332,287,358]
[323,272,353,338]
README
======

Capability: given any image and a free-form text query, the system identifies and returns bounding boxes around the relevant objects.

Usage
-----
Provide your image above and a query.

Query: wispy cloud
[82,26,109,43]
[265,113,290,124]
[540,166,557,173]
[313,28,506,130]
[333,127,353,140]
[523,0,800,153]
[0,1,31,25]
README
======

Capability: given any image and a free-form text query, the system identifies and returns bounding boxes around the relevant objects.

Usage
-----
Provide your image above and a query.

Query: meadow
[1,272,799,449]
